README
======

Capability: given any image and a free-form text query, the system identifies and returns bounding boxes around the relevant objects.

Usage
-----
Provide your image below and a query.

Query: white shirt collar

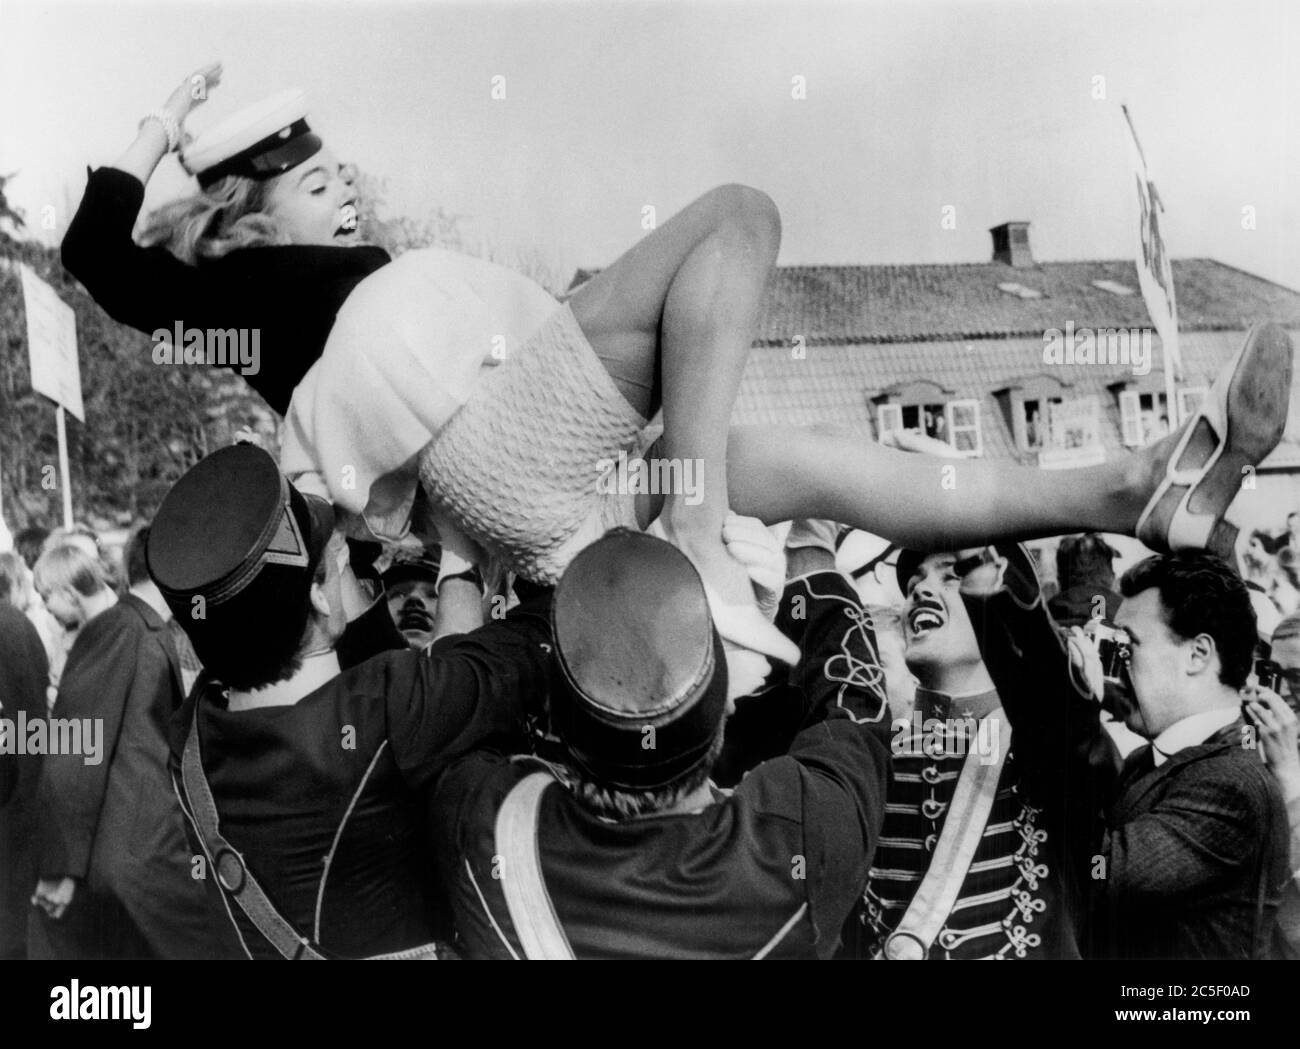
[1151,707,1240,765]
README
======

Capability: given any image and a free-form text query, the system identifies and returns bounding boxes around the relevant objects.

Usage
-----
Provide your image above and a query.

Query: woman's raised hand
[164,61,223,126]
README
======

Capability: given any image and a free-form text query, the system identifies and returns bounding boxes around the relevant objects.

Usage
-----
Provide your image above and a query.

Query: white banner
[21,265,84,421]
[1121,105,1181,383]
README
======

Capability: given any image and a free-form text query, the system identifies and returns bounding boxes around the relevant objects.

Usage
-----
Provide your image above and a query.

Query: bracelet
[139,109,181,152]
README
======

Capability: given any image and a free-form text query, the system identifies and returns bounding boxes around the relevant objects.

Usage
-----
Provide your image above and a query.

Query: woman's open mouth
[334,203,358,238]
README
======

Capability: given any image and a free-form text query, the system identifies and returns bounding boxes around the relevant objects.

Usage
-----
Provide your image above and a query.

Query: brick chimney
[990,221,1034,268]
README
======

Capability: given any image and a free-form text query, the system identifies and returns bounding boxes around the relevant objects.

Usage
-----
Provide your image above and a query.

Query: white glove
[785,518,840,554]
[721,512,786,622]
[723,641,772,704]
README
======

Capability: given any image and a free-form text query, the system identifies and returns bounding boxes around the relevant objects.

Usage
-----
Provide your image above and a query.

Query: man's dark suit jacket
[30,593,233,958]
[1100,721,1290,960]
[0,602,49,958]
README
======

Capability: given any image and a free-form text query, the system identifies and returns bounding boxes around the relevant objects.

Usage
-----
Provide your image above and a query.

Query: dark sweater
[60,167,391,415]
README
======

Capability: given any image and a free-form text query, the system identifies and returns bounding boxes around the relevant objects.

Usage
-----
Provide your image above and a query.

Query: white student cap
[181,88,323,189]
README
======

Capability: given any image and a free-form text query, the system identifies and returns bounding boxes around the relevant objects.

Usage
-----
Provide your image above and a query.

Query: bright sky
[2,0,1295,288]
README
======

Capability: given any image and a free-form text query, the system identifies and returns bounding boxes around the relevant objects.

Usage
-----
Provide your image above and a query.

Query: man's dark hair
[197,551,330,692]
[1119,551,1257,690]
[568,727,726,820]
[123,524,151,589]
[14,526,48,570]
[1251,528,1287,557]
[1056,533,1117,591]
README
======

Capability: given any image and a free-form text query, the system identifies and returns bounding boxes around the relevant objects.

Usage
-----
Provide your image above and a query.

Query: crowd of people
[3,489,1300,960]
[2,65,1299,960]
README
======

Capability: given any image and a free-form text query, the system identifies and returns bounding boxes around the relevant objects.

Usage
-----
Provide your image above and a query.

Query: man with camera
[1091,551,1290,959]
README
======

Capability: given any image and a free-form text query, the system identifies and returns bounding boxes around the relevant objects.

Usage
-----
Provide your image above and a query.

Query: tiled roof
[749,259,1300,345]
[573,257,1300,342]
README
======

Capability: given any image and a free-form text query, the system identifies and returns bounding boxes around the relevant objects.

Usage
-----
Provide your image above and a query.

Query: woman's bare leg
[722,424,1162,545]
[567,184,793,655]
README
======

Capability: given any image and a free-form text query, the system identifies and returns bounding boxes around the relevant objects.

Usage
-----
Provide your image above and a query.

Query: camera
[1254,658,1283,694]
[1086,621,1132,680]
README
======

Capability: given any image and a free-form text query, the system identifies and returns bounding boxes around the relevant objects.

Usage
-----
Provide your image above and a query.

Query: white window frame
[1118,390,1144,447]
[875,403,903,443]
[945,399,983,457]
[1019,394,1062,452]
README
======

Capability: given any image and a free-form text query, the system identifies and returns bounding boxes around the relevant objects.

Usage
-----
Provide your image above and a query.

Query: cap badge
[261,499,310,569]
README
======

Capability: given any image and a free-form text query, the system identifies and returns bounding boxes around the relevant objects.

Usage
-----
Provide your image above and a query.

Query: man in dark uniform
[432,523,892,959]
[147,444,551,959]
[846,544,1118,960]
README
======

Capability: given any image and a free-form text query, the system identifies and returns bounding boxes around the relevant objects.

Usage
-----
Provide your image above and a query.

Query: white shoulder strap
[883,711,1013,959]
[494,770,575,960]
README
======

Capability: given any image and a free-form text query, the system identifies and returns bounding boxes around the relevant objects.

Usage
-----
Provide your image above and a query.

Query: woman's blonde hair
[138,174,290,264]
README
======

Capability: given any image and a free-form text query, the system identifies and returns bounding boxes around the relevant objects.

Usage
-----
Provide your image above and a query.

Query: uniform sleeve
[335,593,408,669]
[33,615,136,879]
[737,571,891,952]
[387,590,553,790]
[60,168,223,338]
[960,562,1121,804]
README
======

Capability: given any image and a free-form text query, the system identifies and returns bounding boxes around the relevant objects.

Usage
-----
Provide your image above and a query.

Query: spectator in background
[1268,613,1300,714]
[0,553,25,607]
[1273,547,1300,617]
[33,541,116,706]
[1049,533,1122,628]
[1241,529,1286,643]
[2,547,60,680]
[0,568,49,959]
[377,543,488,648]
[1242,678,1300,957]
[40,525,101,563]
[13,527,48,572]
[29,534,225,959]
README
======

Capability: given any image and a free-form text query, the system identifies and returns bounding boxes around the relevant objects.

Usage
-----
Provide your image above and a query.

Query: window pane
[1118,390,1143,447]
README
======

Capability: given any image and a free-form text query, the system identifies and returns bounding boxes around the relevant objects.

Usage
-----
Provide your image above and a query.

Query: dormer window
[874,386,983,457]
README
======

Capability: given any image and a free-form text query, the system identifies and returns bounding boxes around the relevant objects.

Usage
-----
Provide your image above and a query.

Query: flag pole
[55,403,73,529]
